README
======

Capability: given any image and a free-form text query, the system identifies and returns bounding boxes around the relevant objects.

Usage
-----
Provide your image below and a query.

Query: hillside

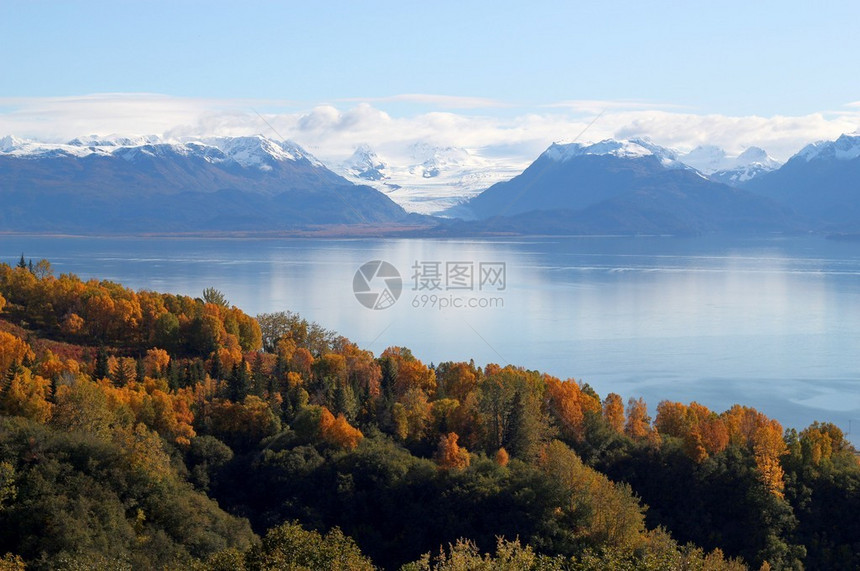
[0,260,857,569]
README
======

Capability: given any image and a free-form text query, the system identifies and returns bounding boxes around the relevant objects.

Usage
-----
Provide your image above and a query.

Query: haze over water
[4,234,859,443]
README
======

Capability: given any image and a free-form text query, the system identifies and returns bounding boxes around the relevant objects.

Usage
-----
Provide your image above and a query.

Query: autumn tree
[0,332,34,374]
[545,375,598,442]
[0,367,53,423]
[319,406,363,450]
[395,387,432,442]
[603,393,625,433]
[380,346,436,399]
[624,397,653,441]
[434,432,471,470]
[291,347,314,378]
[344,346,382,401]
[435,361,478,403]
[753,419,788,497]
[795,421,847,467]
[52,378,123,439]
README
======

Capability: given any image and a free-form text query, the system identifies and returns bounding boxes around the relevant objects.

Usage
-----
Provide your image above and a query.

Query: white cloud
[2,93,859,165]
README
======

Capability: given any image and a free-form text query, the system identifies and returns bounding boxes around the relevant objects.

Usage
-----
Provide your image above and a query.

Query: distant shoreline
[826,233,860,242]
[0,226,822,240]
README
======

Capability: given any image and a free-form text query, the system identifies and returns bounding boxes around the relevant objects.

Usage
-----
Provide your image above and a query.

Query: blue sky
[2,1,859,160]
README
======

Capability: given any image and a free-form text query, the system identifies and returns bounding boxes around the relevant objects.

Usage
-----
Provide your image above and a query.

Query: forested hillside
[0,259,857,570]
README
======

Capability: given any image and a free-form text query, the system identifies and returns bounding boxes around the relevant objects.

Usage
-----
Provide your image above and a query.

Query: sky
[2,0,859,163]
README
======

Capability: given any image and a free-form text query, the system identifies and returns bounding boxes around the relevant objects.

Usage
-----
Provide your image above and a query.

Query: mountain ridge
[452,138,798,235]
[0,134,409,233]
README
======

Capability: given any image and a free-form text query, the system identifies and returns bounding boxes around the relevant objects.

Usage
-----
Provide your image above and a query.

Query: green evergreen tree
[210,353,226,381]
[136,358,146,383]
[251,353,266,397]
[93,347,110,380]
[504,389,549,461]
[334,383,359,423]
[228,360,250,403]
[111,359,133,387]
[167,359,182,390]
[202,287,229,307]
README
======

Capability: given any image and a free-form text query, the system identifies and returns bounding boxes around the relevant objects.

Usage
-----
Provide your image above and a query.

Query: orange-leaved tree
[320,406,363,450]
[434,432,470,470]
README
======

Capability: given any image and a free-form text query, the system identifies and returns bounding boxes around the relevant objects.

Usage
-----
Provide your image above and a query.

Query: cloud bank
[1,93,859,165]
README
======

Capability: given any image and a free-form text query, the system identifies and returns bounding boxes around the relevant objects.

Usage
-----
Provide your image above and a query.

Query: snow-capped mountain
[679,145,781,185]
[744,133,860,230]
[334,142,527,215]
[543,138,682,168]
[341,144,389,182]
[708,147,781,186]
[0,134,324,172]
[0,134,407,233]
[455,138,796,234]
[678,145,729,174]
[796,133,860,162]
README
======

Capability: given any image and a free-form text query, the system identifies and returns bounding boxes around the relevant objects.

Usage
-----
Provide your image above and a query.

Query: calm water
[3,234,859,443]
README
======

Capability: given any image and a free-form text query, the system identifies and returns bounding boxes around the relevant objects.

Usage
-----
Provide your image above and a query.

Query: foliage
[0,262,857,570]
[0,416,254,570]
[245,521,374,570]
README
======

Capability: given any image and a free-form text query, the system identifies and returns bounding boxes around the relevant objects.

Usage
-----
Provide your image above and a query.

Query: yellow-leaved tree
[0,367,53,423]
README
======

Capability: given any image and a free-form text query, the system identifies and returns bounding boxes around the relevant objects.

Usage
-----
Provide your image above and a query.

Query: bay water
[3,234,859,443]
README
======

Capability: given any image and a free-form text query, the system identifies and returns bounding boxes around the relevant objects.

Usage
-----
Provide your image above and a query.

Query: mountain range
[680,145,781,186]
[447,139,796,235]
[0,135,408,233]
[1,132,858,236]
[334,140,783,216]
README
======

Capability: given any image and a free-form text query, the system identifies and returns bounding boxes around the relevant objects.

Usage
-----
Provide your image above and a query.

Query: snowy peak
[543,138,680,168]
[342,144,389,181]
[407,143,473,179]
[736,146,778,168]
[0,134,325,171]
[203,135,323,169]
[680,145,728,174]
[67,134,163,148]
[679,145,781,185]
[796,134,860,162]
[0,135,29,152]
[707,146,781,185]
